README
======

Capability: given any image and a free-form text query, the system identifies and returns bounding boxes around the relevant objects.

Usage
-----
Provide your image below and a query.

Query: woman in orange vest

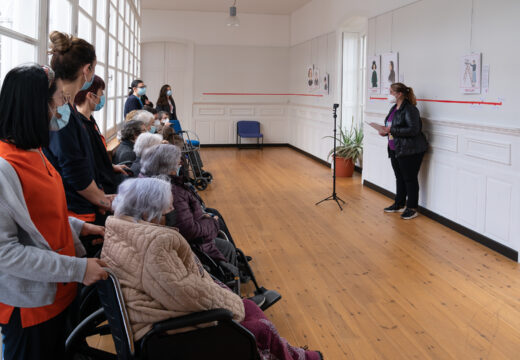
[0,65,108,359]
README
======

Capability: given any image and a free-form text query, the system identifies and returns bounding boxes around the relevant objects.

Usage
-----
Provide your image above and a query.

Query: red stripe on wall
[203,92,324,97]
[369,96,502,106]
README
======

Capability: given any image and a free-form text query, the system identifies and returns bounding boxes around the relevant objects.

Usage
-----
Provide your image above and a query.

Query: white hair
[134,133,163,157]
[140,144,182,176]
[113,177,172,222]
[131,109,154,125]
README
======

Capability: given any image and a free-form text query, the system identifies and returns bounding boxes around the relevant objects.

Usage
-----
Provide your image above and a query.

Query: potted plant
[326,122,364,177]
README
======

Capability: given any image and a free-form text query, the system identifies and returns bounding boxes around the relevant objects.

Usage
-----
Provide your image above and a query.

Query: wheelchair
[65,268,261,360]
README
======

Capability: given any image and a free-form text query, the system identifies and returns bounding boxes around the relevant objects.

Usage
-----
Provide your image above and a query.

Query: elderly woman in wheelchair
[99,177,323,360]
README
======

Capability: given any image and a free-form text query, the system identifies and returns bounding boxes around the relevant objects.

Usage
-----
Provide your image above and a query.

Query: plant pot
[334,156,355,177]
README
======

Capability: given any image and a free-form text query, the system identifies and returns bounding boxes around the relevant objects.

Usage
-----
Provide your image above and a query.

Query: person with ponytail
[43,31,112,255]
[380,83,428,220]
[74,75,130,194]
[155,84,178,120]
[124,79,146,119]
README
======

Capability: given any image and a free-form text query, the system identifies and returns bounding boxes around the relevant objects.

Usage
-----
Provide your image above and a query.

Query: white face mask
[388,94,397,104]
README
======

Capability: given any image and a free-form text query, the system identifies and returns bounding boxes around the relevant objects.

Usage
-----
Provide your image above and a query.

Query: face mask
[388,94,397,104]
[94,95,106,111]
[137,87,146,96]
[154,120,161,127]
[81,71,95,91]
[50,103,71,131]
[150,126,157,134]
[167,90,172,97]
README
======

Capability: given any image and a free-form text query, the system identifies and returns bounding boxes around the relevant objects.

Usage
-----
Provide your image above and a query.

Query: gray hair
[134,133,163,157]
[140,143,182,176]
[113,177,172,222]
[130,109,154,125]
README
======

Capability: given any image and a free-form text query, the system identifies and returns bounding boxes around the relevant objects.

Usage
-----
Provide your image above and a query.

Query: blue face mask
[94,95,106,111]
[81,71,95,91]
[137,87,146,96]
[167,90,172,97]
[150,126,157,134]
[49,103,71,131]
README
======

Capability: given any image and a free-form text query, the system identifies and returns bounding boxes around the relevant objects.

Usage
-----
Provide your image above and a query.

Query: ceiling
[140,0,313,15]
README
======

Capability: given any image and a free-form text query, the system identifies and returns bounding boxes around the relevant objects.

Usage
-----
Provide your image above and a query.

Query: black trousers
[389,150,425,209]
[1,307,69,360]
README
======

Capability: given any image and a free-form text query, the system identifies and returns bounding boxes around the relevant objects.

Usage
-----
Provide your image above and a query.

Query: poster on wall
[323,73,330,94]
[460,53,481,94]
[313,66,320,90]
[381,52,399,94]
[307,65,314,89]
[368,55,381,94]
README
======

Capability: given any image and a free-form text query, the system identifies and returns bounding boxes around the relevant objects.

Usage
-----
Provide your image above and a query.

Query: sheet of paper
[365,121,385,132]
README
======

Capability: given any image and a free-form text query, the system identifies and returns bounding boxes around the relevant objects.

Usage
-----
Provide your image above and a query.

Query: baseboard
[363,180,518,262]
[200,143,287,148]
[286,144,331,167]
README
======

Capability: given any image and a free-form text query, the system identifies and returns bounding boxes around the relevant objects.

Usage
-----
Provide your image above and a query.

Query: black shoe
[401,208,418,220]
[247,294,266,308]
[384,203,405,213]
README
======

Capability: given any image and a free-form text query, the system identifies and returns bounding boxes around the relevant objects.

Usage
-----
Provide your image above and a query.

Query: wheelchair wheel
[195,178,208,191]
[202,171,213,182]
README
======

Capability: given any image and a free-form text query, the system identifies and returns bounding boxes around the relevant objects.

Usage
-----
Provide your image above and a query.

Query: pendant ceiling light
[227,0,240,27]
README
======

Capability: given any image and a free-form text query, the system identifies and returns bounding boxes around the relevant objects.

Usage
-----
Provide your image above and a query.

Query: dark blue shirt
[123,95,143,119]
[43,104,101,215]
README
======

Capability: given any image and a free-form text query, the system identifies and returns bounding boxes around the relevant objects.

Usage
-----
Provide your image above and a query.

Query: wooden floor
[96,147,520,359]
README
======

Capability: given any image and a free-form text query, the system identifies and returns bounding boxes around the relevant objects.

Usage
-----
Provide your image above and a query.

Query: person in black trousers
[380,82,428,220]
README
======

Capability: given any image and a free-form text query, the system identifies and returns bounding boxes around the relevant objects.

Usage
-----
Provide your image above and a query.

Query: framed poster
[368,55,381,94]
[460,53,481,94]
[323,72,330,94]
[307,65,314,89]
[313,67,320,90]
[381,52,399,94]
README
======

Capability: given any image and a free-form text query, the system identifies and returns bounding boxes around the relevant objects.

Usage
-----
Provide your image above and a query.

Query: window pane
[96,26,106,62]
[117,70,122,97]
[107,98,115,130]
[109,5,117,35]
[125,1,130,24]
[96,63,106,82]
[123,49,128,72]
[125,25,129,48]
[0,0,39,39]
[118,16,124,40]
[49,0,71,34]
[95,105,105,136]
[97,0,107,26]
[115,97,122,126]
[79,0,92,13]
[0,36,36,84]
[78,12,92,42]
[117,43,123,69]
[108,36,116,66]
[107,68,115,97]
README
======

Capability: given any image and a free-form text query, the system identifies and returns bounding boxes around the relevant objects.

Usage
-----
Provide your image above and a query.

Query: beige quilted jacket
[101,216,245,340]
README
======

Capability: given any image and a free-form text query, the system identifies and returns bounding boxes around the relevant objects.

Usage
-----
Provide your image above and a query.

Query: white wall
[363,0,520,254]
[141,9,291,143]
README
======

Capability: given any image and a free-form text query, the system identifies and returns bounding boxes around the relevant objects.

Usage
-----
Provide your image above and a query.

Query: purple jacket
[169,176,225,262]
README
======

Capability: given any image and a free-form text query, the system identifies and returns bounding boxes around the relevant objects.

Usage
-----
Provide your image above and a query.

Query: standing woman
[0,65,107,359]
[124,79,146,119]
[381,83,428,220]
[155,84,178,120]
[43,31,111,255]
[74,75,130,194]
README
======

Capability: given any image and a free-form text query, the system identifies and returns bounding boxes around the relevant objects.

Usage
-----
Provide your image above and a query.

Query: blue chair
[237,121,263,149]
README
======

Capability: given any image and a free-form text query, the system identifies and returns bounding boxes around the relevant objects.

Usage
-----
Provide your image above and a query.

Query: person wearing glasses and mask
[43,31,113,255]
[0,64,108,360]
[124,79,146,119]
[74,75,130,194]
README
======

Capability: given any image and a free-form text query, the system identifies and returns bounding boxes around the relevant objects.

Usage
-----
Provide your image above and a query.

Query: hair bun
[49,31,73,54]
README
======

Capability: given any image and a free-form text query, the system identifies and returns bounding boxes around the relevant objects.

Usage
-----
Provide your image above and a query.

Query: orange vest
[0,142,78,327]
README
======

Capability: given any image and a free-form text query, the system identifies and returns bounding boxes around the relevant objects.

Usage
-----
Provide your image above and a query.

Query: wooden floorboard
[92,146,520,359]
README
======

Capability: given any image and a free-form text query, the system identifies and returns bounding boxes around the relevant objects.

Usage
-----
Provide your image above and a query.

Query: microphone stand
[316,103,346,211]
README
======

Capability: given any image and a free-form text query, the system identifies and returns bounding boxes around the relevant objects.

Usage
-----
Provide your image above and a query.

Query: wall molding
[362,180,518,262]
[464,137,512,165]
[364,110,520,136]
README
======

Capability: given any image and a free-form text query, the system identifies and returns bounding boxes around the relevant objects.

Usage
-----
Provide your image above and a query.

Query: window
[1,0,141,138]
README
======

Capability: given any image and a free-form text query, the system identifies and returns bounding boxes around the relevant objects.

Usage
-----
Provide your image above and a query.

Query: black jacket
[123,95,143,119]
[112,139,136,165]
[385,100,428,158]
[156,98,178,120]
